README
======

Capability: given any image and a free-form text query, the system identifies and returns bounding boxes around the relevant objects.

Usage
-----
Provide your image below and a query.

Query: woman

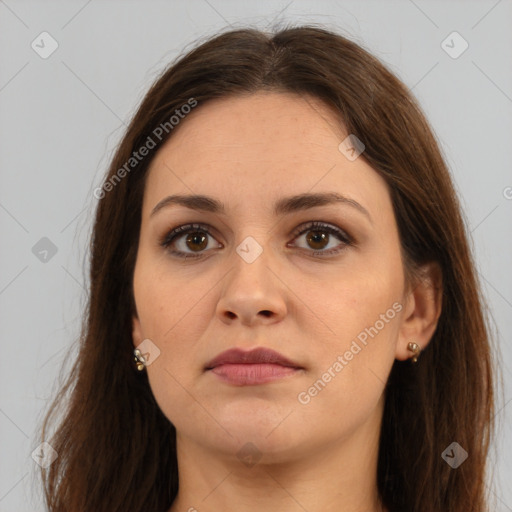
[39,24,498,512]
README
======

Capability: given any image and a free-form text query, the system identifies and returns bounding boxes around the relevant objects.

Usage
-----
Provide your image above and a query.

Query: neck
[168,402,387,512]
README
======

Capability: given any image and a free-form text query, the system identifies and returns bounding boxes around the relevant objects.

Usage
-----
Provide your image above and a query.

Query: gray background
[1,0,511,510]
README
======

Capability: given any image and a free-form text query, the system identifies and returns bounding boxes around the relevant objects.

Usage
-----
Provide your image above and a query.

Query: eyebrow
[150,192,372,223]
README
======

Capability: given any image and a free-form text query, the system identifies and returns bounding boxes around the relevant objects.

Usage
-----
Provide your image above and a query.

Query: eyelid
[159,222,220,248]
[289,220,353,244]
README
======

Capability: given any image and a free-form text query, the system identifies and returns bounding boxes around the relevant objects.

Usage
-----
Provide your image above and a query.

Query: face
[132,91,409,463]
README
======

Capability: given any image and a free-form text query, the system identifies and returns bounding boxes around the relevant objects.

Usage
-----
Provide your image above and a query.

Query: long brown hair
[39,24,501,512]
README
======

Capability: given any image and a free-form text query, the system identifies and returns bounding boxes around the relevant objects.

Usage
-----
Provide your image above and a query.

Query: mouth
[204,347,303,386]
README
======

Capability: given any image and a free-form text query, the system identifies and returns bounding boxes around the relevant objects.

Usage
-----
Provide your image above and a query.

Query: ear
[132,312,144,349]
[396,261,443,361]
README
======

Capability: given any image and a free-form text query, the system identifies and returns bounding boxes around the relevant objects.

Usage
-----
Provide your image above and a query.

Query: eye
[160,221,353,259]
[160,223,220,259]
[288,221,353,257]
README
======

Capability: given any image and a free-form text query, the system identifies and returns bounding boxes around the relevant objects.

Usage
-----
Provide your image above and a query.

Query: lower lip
[208,363,300,386]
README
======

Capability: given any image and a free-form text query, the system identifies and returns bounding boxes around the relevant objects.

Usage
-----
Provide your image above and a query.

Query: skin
[131,91,442,512]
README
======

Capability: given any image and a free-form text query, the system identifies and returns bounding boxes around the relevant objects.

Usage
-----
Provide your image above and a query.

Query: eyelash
[159,221,354,260]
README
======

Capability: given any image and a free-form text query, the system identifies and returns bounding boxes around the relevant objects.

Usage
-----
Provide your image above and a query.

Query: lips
[204,347,303,386]
[204,347,302,370]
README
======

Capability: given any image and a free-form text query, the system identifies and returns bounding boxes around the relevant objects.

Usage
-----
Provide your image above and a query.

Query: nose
[215,247,288,326]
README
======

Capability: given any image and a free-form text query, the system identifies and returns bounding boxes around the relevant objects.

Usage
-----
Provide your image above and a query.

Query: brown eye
[161,221,353,260]
[184,232,208,252]
[305,230,330,251]
[291,221,353,257]
[160,223,220,259]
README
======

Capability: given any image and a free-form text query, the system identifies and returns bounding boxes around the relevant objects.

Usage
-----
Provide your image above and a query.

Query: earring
[407,342,421,363]
[133,348,146,371]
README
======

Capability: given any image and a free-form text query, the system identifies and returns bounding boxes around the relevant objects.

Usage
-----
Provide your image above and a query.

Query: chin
[217,417,307,459]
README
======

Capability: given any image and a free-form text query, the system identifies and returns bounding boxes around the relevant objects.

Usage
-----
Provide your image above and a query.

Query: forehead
[143,92,390,218]
[152,92,346,164]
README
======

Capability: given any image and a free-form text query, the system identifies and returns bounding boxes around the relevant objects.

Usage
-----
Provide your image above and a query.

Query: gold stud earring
[407,342,421,363]
[133,348,146,371]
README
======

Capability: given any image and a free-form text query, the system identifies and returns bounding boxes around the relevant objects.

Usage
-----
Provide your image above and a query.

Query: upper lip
[204,347,302,370]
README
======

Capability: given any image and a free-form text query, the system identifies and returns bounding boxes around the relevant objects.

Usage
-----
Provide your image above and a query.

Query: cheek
[137,272,214,429]
[294,306,397,441]
[132,264,210,409]
[134,255,208,337]
[294,264,401,402]
[293,259,402,344]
